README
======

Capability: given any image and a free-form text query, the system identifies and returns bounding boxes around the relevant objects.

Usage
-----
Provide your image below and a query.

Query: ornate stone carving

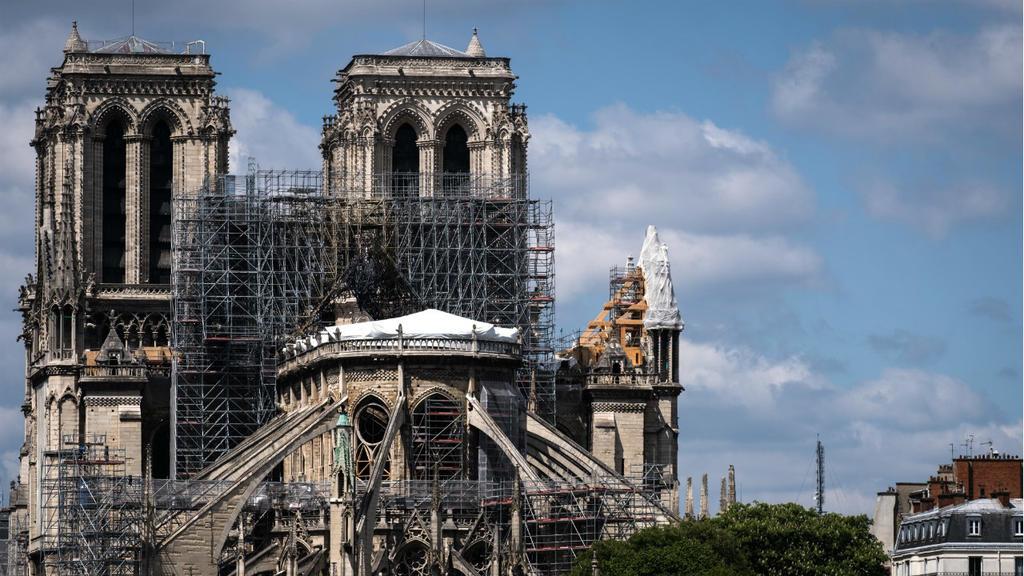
[590,401,646,413]
[82,395,142,407]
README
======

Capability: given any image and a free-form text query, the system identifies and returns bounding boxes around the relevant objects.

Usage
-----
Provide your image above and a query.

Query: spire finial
[466,27,486,58]
[64,21,87,54]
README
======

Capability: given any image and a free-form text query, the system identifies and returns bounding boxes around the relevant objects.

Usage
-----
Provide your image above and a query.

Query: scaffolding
[2,489,28,576]
[520,474,670,576]
[171,166,555,476]
[40,434,144,576]
[365,475,668,576]
[171,169,327,477]
[326,184,556,420]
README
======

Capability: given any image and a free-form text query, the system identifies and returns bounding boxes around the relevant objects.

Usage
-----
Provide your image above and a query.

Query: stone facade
[273,313,525,576]
[7,25,679,576]
[891,497,1023,576]
[13,23,232,571]
[321,34,529,199]
[554,229,683,512]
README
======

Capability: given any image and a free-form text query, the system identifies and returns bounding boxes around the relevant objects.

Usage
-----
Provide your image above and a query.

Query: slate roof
[92,35,172,54]
[381,39,469,58]
[894,498,1023,552]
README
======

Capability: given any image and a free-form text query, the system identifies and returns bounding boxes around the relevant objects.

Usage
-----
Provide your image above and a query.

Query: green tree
[715,503,887,576]
[571,502,887,576]
[568,521,754,576]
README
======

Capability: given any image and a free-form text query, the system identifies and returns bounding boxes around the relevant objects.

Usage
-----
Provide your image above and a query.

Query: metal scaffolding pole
[40,434,143,576]
[171,169,327,478]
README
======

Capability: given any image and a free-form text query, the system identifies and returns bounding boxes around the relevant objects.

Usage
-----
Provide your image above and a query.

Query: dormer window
[1014,517,1022,536]
[968,517,981,536]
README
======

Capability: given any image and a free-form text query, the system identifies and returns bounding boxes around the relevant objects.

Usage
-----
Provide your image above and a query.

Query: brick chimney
[937,490,966,508]
[992,490,1010,508]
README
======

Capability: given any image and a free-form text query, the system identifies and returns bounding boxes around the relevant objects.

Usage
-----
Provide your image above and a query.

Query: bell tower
[16,22,233,550]
[322,29,529,198]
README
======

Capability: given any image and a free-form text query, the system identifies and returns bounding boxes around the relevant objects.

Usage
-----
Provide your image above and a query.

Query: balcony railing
[280,336,520,363]
[917,569,1011,573]
[80,365,151,379]
[585,373,662,388]
[328,172,528,200]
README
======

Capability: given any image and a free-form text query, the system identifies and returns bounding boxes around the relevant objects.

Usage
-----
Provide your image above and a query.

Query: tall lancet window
[391,123,419,197]
[149,120,173,283]
[442,124,470,196]
[102,119,127,283]
[443,124,470,173]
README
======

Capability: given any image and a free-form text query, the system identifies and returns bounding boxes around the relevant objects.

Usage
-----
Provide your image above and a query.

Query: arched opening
[462,540,491,574]
[62,306,73,351]
[59,397,78,445]
[354,398,390,481]
[148,120,173,284]
[49,305,74,354]
[391,123,419,197]
[442,124,470,196]
[443,124,470,174]
[395,542,429,576]
[410,393,464,481]
[102,119,127,283]
[144,417,171,479]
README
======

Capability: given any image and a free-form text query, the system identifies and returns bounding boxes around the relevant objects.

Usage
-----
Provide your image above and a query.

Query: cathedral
[5,22,683,576]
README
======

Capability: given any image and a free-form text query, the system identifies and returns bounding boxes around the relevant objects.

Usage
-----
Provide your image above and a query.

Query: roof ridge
[380,38,470,58]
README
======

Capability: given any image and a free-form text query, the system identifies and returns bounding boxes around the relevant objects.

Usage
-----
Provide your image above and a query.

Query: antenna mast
[815,435,825,515]
[422,0,426,40]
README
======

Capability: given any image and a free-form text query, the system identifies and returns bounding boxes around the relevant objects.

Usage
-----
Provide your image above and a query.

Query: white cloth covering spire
[638,225,683,330]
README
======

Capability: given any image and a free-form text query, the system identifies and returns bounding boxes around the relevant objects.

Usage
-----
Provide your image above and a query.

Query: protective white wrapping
[324,308,519,343]
[638,225,684,331]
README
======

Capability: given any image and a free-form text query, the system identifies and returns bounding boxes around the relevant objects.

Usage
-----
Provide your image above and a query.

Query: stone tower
[15,22,232,555]
[321,30,529,199]
[563,225,683,511]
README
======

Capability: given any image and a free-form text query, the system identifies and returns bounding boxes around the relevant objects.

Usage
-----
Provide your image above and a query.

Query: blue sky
[0,0,1020,514]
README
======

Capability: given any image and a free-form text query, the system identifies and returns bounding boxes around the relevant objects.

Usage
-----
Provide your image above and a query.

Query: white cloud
[536,105,821,302]
[866,329,946,364]
[556,221,822,300]
[680,339,822,409]
[2,2,555,59]
[860,179,1011,238]
[840,368,986,429]
[772,25,1022,142]
[226,88,321,171]
[772,24,1021,237]
[533,106,814,234]
[0,19,66,100]
[677,337,1020,514]
[0,101,40,190]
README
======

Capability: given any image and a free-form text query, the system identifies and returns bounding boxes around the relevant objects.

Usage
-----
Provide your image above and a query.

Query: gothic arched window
[395,542,429,576]
[443,124,470,174]
[410,393,464,481]
[442,124,470,196]
[353,397,390,481]
[102,119,127,283]
[391,123,419,197]
[149,120,173,284]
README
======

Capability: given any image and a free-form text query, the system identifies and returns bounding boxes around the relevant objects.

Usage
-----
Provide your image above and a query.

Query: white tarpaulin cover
[638,225,684,331]
[324,308,519,343]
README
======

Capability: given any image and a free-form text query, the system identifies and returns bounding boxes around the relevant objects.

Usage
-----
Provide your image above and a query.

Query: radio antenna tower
[814,434,825,515]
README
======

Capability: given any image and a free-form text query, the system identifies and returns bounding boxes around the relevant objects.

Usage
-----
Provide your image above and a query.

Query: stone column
[419,140,439,197]
[70,127,86,270]
[468,140,486,183]
[699,473,709,519]
[87,136,104,276]
[124,135,145,284]
[684,477,693,518]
